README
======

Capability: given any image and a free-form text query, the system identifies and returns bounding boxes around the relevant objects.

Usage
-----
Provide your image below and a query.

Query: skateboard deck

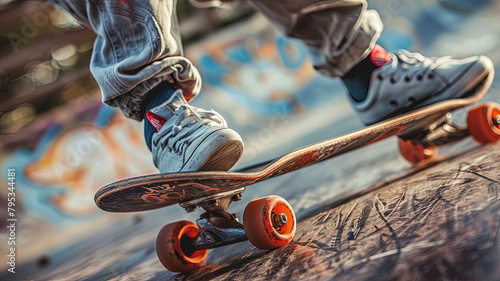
[95,80,496,213]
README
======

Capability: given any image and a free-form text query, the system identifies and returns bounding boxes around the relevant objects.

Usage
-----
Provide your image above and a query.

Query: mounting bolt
[273,213,288,227]
[232,193,242,201]
[208,199,219,208]
[445,112,452,122]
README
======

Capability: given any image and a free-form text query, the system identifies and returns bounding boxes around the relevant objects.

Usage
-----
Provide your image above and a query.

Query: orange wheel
[243,195,296,249]
[467,102,500,144]
[398,138,438,164]
[156,221,207,272]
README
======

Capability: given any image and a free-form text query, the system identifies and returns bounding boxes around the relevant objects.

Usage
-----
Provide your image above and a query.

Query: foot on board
[348,46,494,125]
[148,90,244,173]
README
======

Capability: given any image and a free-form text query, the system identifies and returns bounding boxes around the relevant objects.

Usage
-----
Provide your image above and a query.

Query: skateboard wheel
[467,102,500,144]
[156,221,207,272]
[398,138,438,164]
[243,195,296,249]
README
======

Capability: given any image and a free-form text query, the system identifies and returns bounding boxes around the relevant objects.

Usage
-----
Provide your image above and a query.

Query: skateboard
[95,73,500,272]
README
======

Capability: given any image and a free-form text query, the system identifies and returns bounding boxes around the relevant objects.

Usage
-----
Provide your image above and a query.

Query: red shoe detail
[146,111,166,132]
[183,91,192,104]
[370,45,392,68]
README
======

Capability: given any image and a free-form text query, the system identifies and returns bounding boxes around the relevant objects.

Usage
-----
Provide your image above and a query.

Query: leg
[249,0,382,77]
[49,0,200,120]
[49,0,243,172]
[249,0,494,125]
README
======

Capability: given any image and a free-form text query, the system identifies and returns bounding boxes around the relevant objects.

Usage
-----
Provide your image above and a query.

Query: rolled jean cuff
[310,10,383,78]
[102,60,202,122]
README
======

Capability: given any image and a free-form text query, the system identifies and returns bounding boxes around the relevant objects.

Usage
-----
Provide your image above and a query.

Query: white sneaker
[147,90,244,173]
[352,50,494,125]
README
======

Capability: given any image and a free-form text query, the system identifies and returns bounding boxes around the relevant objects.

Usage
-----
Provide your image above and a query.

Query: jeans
[49,0,383,121]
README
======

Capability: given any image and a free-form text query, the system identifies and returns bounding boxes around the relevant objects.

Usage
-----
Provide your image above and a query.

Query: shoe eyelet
[427,73,434,79]
[167,147,172,153]
[408,97,416,104]
[377,73,384,80]
[404,76,411,82]
[389,99,399,107]
[390,78,397,84]
[417,74,423,81]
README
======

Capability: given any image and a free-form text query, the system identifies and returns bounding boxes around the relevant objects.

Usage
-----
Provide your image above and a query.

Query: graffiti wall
[1,104,156,225]
[186,15,340,115]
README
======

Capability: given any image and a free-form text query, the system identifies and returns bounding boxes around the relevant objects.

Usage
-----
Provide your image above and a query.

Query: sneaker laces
[381,50,450,84]
[153,105,226,155]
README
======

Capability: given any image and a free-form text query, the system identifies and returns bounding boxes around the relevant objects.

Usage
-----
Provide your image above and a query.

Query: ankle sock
[143,81,177,151]
[342,45,391,102]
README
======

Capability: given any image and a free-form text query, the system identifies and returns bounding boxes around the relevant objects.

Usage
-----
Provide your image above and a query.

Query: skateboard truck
[184,205,292,252]
[179,188,247,251]
[157,189,296,272]
[180,187,245,213]
[399,102,500,163]
[188,210,247,252]
[402,113,470,147]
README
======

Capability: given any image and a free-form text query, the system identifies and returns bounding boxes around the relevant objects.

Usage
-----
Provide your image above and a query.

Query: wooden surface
[9,141,500,281]
[187,144,500,280]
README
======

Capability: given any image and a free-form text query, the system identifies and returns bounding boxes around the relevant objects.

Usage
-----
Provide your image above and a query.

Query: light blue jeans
[49,0,383,121]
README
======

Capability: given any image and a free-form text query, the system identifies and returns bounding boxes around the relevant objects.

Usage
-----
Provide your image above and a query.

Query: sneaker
[147,90,244,173]
[352,50,494,125]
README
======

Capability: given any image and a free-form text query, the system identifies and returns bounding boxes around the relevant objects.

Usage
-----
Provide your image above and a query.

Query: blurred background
[0,0,499,276]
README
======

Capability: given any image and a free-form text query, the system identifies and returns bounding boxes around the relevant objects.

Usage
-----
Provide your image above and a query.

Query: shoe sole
[198,140,244,171]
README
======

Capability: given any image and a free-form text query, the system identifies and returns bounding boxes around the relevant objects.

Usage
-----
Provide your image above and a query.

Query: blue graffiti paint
[276,36,306,69]
[95,105,116,127]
